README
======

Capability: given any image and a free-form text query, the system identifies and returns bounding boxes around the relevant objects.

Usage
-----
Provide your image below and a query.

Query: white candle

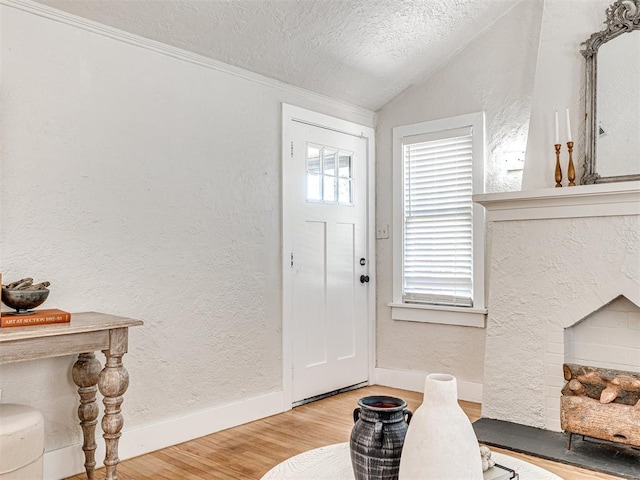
[566,107,572,142]
[554,111,559,144]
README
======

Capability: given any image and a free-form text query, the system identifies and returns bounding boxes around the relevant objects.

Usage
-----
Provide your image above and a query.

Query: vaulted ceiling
[35,0,520,111]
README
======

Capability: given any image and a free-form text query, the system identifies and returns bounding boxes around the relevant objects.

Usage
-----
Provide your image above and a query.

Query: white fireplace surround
[475,181,640,432]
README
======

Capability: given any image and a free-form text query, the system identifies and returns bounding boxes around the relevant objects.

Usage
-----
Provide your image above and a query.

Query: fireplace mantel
[474,181,640,222]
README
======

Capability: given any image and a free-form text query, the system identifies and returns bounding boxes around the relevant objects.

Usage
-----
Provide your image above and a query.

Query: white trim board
[374,368,483,404]
[43,391,284,480]
[1,0,375,127]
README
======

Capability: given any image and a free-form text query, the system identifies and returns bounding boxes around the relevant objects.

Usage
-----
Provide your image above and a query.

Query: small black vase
[349,395,413,480]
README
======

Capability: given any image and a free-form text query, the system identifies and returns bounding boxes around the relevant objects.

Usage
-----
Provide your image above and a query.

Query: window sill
[388,302,487,328]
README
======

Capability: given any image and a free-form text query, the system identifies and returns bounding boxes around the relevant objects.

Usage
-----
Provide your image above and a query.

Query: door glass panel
[307,145,321,175]
[323,148,337,176]
[338,153,352,178]
[338,178,352,204]
[323,176,337,202]
[307,174,322,201]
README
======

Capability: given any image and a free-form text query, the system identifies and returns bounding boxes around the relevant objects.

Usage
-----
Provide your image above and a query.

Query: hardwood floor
[66,386,623,480]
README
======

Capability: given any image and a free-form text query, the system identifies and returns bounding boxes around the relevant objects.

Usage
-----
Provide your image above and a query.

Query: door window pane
[307,145,321,174]
[323,148,337,176]
[338,178,352,204]
[307,174,322,201]
[305,143,353,205]
[323,176,337,202]
[338,153,352,178]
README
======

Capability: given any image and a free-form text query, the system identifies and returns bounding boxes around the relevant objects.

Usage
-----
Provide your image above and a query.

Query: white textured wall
[374,1,543,385]
[522,0,611,189]
[0,4,373,455]
[483,215,640,430]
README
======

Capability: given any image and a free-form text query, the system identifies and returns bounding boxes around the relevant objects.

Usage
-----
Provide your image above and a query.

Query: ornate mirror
[581,0,640,184]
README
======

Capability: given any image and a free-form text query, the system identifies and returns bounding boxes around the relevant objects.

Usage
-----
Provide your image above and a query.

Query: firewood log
[600,386,620,404]
[563,364,640,406]
[568,379,585,395]
[561,396,640,447]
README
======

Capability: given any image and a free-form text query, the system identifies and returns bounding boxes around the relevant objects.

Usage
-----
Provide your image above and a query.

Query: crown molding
[1,0,375,124]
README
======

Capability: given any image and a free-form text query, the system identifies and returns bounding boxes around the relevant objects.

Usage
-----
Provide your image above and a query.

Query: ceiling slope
[34,0,520,110]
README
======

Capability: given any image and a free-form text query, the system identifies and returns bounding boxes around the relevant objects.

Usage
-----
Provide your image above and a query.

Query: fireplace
[474,182,640,431]
[471,183,640,477]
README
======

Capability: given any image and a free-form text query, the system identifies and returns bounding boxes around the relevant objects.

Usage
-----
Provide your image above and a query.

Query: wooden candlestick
[554,144,563,187]
[567,141,575,186]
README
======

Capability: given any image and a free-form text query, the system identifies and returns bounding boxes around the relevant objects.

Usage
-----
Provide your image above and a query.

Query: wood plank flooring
[66,386,623,480]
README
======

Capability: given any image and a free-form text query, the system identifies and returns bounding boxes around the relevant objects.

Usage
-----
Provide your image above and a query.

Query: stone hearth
[473,418,640,479]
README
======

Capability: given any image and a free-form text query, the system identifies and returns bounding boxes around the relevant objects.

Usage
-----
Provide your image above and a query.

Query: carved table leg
[72,352,102,479]
[98,328,130,480]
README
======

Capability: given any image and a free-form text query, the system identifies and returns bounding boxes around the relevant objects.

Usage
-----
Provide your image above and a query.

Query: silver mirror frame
[581,0,640,184]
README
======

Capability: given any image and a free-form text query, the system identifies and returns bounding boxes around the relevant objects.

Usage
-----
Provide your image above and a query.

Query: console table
[0,312,143,480]
[261,442,563,479]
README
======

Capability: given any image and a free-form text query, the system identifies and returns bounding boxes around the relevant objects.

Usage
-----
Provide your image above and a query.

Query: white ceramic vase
[398,373,483,480]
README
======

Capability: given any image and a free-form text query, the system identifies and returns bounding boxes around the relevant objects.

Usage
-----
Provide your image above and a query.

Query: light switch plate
[376,224,389,239]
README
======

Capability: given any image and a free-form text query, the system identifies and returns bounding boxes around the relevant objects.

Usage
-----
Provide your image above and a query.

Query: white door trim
[281,103,376,410]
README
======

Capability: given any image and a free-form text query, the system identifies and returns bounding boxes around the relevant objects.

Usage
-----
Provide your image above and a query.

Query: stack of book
[0,309,71,328]
[484,463,518,480]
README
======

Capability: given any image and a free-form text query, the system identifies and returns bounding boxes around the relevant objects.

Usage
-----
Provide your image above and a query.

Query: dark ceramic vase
[349,395,413,480]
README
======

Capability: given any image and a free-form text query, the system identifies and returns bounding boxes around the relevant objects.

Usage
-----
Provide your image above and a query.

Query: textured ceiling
[35,0,519,111]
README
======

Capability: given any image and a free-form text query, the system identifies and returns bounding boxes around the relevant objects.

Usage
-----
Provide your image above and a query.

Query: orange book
[0,309,71,327]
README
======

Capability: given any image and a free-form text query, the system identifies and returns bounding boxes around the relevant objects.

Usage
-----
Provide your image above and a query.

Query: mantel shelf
[473,181,640,222]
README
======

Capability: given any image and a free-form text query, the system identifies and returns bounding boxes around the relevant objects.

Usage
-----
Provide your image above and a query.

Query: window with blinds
[402,127,474,307]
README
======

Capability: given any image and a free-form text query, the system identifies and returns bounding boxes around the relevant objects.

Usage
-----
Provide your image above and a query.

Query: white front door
[283,106,372,404]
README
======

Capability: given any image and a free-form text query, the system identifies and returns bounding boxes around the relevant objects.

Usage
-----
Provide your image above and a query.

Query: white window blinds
[402,126,474,307]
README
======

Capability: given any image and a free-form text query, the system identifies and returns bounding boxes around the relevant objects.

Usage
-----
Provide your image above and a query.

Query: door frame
[281,103,376,410]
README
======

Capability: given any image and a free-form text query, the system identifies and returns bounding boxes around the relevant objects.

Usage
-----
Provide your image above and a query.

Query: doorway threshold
[293,381,368,408]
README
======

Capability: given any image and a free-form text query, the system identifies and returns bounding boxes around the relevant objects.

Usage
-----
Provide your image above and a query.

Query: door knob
[360,275,370,284]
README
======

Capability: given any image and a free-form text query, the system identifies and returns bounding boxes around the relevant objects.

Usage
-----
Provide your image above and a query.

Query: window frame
[390,112,487,328]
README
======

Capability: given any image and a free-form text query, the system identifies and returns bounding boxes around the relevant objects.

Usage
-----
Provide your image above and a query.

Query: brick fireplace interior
[473,184,640,477]
[565,295,639,374]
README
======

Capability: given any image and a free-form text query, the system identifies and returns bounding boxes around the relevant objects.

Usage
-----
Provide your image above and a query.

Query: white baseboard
[374,368,483,403]
[43,390,285,480]
[43,373,481,479]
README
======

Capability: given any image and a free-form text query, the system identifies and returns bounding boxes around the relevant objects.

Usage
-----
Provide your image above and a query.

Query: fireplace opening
[560,296,640,452]
[563,295,640,374]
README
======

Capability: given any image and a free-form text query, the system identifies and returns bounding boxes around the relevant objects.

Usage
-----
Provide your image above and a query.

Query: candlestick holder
[554,144,562,187]
[566,141,575,186]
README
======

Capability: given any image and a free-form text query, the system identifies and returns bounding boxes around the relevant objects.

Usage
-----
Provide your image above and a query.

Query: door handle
[360,275,370,284]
